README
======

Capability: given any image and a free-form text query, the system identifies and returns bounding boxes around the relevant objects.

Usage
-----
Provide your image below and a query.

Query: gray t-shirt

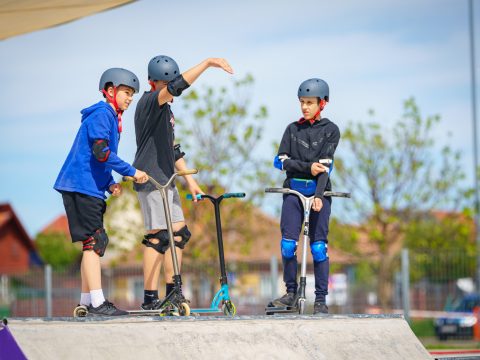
[132,91,176,192]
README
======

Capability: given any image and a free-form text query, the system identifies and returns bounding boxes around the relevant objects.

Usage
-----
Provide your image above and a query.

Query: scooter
[186,192,246,316]
[73,170,198,318]
[264,189,350,315]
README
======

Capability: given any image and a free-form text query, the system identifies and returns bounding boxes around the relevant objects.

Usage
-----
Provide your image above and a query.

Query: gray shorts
[137,187,185,230]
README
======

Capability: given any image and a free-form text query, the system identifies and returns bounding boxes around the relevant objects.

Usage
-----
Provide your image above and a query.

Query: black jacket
[278,117,340,198]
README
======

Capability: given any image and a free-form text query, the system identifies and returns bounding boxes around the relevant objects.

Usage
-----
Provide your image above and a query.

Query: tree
[175,74,277,202]
[333,97,471,309]
[35,232,80,271]
[174,74,280,261]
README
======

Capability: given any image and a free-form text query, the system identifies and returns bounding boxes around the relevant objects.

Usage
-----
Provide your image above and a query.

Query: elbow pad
[273,154,290,171]
[174,144,185,161]
[92,139,110,162]
[167,75,190,97]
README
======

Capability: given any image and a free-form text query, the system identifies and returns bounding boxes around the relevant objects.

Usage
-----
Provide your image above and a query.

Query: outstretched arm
[157,58,234,105]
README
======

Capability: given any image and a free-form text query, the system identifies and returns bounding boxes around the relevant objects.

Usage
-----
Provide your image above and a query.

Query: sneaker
[271,292,297,307]
[313,301,328,315]
[88,300,128,316]
[141,298,163,311]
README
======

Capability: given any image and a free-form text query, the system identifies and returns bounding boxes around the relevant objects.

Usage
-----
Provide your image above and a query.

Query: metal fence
[0,249,477,318]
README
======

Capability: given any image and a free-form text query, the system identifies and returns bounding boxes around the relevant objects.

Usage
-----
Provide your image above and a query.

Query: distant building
[0,203,42,274]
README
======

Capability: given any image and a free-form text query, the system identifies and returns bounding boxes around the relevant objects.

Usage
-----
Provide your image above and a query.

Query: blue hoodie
[54,101,136,199]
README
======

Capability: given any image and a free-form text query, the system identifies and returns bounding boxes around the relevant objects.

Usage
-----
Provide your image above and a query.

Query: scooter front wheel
[222,301,236,316]
[73,305,88,318]
[179,302,191,316]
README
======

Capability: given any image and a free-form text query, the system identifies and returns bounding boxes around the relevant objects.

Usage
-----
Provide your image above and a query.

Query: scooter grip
[223,193,246,198]
[186,194,203,200]
[123,176,136,182]
[177,169,198,176]
[265,188,289,193]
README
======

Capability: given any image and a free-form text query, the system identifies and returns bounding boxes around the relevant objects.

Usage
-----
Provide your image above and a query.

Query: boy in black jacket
[271,78,340,314]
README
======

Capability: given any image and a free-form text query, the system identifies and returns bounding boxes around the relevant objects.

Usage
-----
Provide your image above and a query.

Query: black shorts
[61,191,106,242]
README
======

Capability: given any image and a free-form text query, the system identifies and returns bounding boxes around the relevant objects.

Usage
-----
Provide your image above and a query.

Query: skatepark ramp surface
[6,314,431,360]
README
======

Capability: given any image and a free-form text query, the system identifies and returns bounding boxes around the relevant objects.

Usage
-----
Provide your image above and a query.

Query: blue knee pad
[311,240,328,262]
[281,238,297,259]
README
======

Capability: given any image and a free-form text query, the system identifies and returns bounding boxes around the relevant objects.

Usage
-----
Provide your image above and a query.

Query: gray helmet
[297,78,329,101]
[99,68,140,93]
[148,55,180,82]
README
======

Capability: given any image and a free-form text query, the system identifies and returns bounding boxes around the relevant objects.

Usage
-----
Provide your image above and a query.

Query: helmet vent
[165,72,169,76]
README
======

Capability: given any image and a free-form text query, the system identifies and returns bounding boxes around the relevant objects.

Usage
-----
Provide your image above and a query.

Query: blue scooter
[186,192,245,316]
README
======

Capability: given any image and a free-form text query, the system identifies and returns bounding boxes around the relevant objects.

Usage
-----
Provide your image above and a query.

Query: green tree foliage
[35,232,80,271]
[173,74,278,261]
[333,97,472,309]
[175,74,277,202]
[405,211,476,283]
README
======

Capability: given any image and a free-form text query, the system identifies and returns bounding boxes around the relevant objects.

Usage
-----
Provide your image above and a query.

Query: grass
[409,318,480,350]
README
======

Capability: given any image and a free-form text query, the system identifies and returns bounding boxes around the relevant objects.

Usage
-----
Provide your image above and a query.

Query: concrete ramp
[7,314,431,360]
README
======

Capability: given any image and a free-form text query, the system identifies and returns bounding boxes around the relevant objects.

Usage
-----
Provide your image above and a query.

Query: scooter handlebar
[265,188,290,194]
[223,192,246,198]
[186,192,246,200]
[265,188,351,198]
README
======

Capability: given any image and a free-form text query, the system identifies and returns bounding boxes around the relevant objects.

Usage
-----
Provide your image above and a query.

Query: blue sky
[0,0,478,236]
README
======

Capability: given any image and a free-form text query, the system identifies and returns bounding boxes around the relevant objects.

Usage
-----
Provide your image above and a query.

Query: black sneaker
[271,292,297,307]
[88,300,128,316]
[141,299,163,310]
[313,301,328,314]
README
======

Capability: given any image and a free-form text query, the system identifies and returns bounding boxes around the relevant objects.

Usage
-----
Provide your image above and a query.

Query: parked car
[434,293,480,340]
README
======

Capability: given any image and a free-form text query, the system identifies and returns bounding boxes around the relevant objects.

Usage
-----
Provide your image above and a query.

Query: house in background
[0,203,42,275]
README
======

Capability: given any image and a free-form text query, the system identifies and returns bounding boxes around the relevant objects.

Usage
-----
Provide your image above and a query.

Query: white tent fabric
[0,0,136,41]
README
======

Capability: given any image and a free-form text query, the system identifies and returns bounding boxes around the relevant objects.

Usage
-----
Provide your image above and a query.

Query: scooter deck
[190,308,222,314]
[126,309,171,316]
[73,305,177,318]
[265,304,299,315]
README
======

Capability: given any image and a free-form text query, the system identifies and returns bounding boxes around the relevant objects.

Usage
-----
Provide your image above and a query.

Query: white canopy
[0,0,136,40]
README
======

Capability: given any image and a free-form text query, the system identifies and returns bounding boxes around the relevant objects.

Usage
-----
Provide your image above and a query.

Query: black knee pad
[142,230,170,254]
[82,228,109,257]
[174,225,191,249]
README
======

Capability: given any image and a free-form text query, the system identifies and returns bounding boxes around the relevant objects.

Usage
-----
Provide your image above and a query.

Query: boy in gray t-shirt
[133,55,233,309]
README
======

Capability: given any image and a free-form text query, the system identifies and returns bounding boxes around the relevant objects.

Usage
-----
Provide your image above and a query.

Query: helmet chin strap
[101,87,123,133]
[149,80,156,91]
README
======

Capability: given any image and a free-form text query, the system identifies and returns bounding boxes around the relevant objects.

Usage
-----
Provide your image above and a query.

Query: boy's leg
[309,197,332,309]
[163,221,185,292]
[62,191,125,314]
[80,259,90,306]
[271,194,303,307]
[138,187,186,307]
[82,251,103,304]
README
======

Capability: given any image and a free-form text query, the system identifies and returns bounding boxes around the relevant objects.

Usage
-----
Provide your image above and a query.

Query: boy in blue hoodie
[54,68,148,316]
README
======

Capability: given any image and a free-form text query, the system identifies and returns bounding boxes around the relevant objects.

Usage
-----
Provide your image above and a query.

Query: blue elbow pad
[311,240,328,262]
[281,238,297,259]
[273,156,282,170]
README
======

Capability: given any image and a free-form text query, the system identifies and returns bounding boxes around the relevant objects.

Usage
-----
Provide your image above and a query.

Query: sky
[0,0,478,236]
